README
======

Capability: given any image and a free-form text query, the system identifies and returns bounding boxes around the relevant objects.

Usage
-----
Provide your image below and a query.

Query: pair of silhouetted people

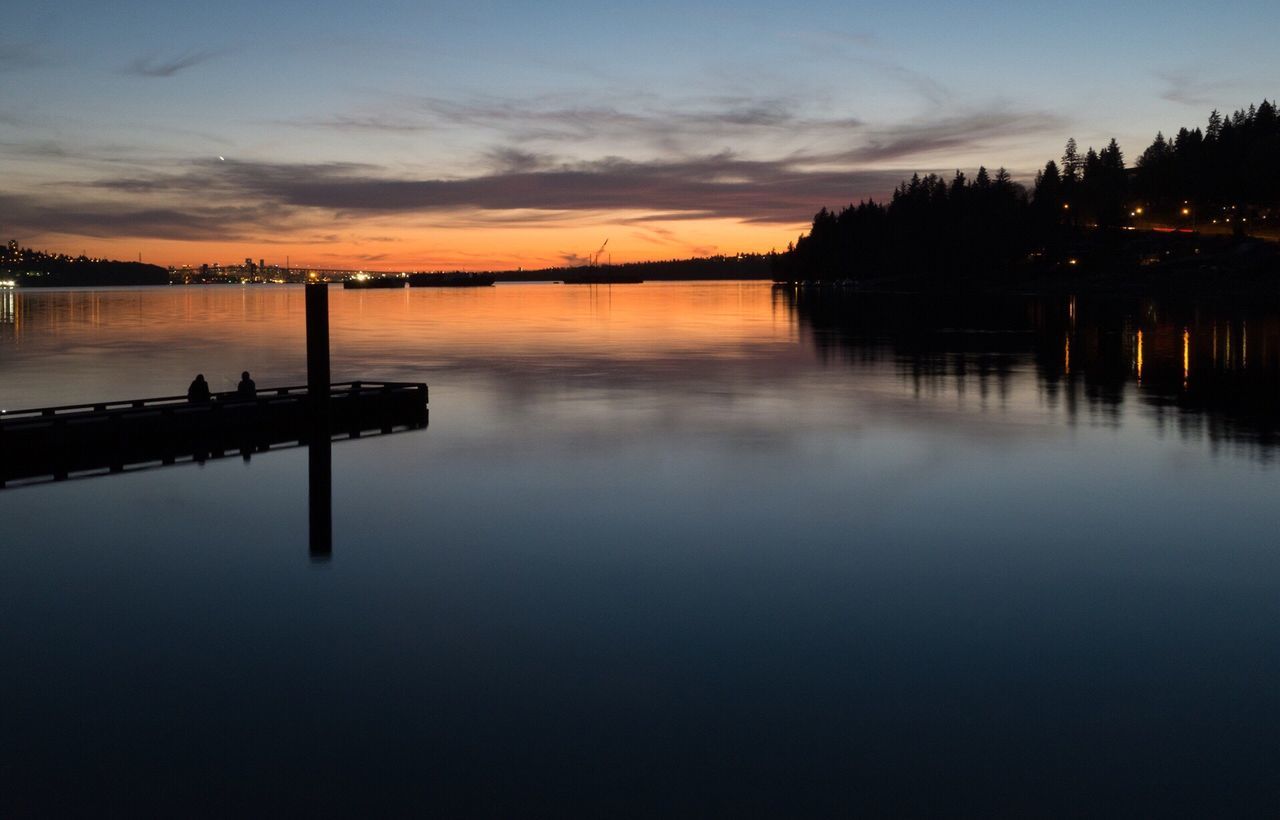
[186,371,255,403]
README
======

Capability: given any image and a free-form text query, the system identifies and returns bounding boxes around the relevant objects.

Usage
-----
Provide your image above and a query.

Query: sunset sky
[4,0,1278,270]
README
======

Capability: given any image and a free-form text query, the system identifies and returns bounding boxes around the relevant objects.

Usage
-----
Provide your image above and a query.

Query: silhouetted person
[187,373,210,403]
[237,370,257,398]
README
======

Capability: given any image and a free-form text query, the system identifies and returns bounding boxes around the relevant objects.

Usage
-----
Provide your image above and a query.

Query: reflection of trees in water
[777,287,1280,458]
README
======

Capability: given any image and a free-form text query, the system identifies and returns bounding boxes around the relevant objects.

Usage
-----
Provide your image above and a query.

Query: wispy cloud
[124,49,223,78]
[88,153,908,225]
[14,97,1065,241]
[414,95,862,145]
[0,193,291,241]
[287,114,433,133]
[285,94,864,158]
[818,108,1065,164]
[1156,69,1239,108]
[780,30,948,105]
[0,41,51,72]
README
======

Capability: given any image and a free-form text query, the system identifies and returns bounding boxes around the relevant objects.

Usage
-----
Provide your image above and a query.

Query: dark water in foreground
[2,283,1278,815]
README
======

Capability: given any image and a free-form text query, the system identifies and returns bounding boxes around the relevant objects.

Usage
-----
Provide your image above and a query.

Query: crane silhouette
[592,238,609,266]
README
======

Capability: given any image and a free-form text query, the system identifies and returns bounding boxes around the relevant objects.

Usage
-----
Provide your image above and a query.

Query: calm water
[2,282,1278,815]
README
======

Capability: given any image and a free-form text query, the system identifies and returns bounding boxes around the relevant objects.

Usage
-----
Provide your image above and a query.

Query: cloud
[414,95,863,145]
[0,193,290,241]
[125,50,222,78]
[484,147,551,174]
[779,30,947,105]
[819,108,1065,164]
[558,252,591,266]
[0,42,51,72]
[1156,70,1239,108]
[287,114,433,133]
[286,94,863,157]
[15,98,1063,241]
[88,153,908,225]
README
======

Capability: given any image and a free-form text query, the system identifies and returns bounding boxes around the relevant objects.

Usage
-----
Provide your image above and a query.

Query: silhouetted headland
[1,240,168,287]
[774,100,1280,297]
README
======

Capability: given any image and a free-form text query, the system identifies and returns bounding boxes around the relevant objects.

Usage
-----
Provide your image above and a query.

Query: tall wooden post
[306,282,330,419]
[305,282,332,560]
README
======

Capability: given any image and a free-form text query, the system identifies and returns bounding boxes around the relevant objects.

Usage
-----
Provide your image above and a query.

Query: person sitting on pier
[187,373,211,403]
[237,370,257,399]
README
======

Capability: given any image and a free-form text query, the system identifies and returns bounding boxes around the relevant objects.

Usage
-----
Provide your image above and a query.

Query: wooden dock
[0,381,427,487]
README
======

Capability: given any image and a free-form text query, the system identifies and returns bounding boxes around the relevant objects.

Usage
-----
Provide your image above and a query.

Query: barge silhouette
[343,276,406,289]
[408,272,497,287]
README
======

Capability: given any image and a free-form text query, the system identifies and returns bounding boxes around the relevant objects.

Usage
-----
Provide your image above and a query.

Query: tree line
[774,100,1279,283]
[1,240,169,286]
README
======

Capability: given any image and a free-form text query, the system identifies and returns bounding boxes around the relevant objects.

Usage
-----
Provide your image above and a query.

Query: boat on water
[343,275,405,289]
[561,273,644,284]
[408,272,497,287]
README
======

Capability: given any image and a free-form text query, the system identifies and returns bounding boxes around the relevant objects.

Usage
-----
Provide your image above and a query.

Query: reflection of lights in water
[1242,321,1247,369]
[1183,328,1190,385]
[1136,329,1143,382]
[1064,334,1070,375]
[1226,324,1231,368]
[0,289,14,325]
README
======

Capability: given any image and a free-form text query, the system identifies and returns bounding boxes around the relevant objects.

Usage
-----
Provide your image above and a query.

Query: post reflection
[309,433,332,561]
[308,434,332,562]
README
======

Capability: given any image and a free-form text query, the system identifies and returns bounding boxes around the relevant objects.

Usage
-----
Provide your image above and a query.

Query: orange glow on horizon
[28,213,807,272]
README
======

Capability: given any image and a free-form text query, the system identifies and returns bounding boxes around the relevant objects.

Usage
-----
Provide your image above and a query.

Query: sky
[3,0,1278,270]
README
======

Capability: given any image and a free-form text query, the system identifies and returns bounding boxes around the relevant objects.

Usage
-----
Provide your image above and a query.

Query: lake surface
[2,282,1278,815]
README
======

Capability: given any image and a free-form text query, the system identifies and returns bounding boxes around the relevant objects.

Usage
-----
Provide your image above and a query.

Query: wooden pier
[0,381,428,487]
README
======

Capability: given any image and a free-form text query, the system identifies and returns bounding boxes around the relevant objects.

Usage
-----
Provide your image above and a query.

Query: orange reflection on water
[1136,329,1143,383]
[1183,328,1190,386]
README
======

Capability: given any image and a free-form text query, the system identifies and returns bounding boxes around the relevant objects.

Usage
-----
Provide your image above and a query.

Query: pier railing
[0,381,428,486]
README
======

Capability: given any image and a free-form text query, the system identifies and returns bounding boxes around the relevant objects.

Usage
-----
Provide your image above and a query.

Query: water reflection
[4,283,1280,814]
[0,289,14,334]
[778,288,1280,458]
[309,436,332,561]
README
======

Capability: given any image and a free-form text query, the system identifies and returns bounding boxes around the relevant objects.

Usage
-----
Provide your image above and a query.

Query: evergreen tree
[1061,138,1082,181]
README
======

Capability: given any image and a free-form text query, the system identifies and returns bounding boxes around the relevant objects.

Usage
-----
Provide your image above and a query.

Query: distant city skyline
[3,0,1278,269]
